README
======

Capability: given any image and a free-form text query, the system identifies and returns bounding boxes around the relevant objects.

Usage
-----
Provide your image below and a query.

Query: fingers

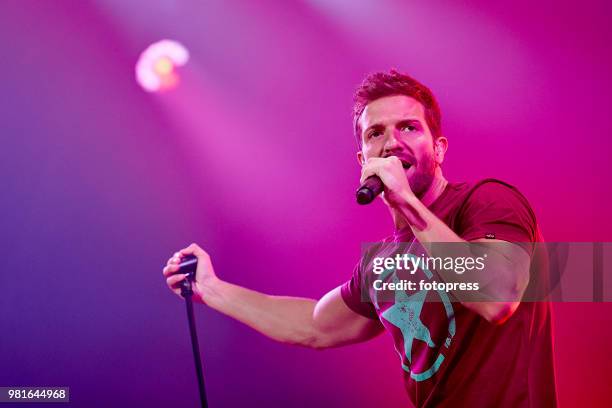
[163,244,208,278]
[360,157,384,184]
[162,244,208,302]
[166,273,190,289]
[360,156,402,183]
[162,252,185,276]
[167,252,181,265]
[179,243,209,261]
[360,167,375,184]
[162,263,180,277]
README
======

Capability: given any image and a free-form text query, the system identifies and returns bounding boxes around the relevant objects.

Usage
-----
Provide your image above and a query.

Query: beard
[408,153,437,198]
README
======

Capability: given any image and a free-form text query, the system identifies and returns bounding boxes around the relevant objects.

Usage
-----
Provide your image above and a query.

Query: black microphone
[176,254,198,298]
[177,255,198,281]
[356,175,384,205]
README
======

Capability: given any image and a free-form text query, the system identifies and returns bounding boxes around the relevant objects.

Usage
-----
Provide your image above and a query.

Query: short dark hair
[353,69,442,146]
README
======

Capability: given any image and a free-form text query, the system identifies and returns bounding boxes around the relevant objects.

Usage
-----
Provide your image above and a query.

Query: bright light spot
[135,39,189,92]
[153,57,174,76]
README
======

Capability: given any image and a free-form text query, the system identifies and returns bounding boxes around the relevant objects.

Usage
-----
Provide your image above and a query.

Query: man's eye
[401,125,416,132]
[369,131,383,139]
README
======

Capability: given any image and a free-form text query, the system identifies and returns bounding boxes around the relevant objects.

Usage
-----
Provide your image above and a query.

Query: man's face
[357,95,447,197]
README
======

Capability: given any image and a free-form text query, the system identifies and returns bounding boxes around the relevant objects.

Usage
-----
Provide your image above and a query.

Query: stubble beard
[408,153,437,198]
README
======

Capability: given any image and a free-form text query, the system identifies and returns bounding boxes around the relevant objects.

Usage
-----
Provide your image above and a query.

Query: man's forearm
[198,279,321,347]
[398,192,463,242]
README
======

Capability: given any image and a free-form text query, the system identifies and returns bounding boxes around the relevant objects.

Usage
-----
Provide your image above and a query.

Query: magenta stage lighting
[135,39,189,92]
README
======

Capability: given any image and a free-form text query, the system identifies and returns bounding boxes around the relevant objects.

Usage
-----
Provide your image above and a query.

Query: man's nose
[383,130,402,154]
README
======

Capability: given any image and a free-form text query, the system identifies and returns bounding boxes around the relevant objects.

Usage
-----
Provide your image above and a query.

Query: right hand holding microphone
[162,243,219,304]
[359,156,415,208]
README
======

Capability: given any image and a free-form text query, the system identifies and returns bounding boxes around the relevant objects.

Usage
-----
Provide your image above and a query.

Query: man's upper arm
[458,180,537,294]
[312,286,384,348]
[471,238,531,296]
[460,239,532,324]
[457,180,537,323]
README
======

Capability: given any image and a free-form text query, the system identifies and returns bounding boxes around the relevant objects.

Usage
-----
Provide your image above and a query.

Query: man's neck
[391,170,448,231]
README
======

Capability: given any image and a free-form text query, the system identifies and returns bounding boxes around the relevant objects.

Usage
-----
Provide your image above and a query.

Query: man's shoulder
[462,178,533,210]
[468,178,522,193]
[441,178,528,207]
[456,178,539,241]
[435,178,536,231]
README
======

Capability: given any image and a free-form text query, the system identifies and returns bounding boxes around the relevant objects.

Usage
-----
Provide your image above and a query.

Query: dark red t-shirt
[341,179,557,407]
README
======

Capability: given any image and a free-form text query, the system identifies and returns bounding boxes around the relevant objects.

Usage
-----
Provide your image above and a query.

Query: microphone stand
[179,260,208,408]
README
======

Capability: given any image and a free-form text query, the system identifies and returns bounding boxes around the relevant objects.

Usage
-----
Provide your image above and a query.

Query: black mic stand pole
[179,256,208,408]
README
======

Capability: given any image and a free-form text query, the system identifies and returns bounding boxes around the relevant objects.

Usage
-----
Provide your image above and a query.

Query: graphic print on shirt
[371,253,456,382]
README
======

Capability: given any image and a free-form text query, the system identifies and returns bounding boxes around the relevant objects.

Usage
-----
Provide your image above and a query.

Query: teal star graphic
[381,288,435,364]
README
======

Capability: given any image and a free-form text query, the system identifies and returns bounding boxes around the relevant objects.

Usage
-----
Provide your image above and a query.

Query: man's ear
[434,136,448,164]
[357,150,365,166]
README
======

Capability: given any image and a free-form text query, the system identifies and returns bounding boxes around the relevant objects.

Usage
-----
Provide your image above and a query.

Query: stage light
[135,39,189,92]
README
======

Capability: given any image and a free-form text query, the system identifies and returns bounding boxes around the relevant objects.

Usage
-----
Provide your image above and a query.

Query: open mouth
[401,160,412,170]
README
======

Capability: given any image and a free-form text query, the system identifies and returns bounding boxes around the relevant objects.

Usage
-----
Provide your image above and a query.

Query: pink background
[1,1,610,406]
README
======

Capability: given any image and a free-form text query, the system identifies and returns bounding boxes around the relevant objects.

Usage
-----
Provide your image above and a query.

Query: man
[163,70,556,407]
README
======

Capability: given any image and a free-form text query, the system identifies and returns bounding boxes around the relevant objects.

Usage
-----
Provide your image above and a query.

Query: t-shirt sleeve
[456,180,538,254]
[340,263,379,320]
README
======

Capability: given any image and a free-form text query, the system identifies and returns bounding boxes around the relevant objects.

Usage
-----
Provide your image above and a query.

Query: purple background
[1,1,611,406]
